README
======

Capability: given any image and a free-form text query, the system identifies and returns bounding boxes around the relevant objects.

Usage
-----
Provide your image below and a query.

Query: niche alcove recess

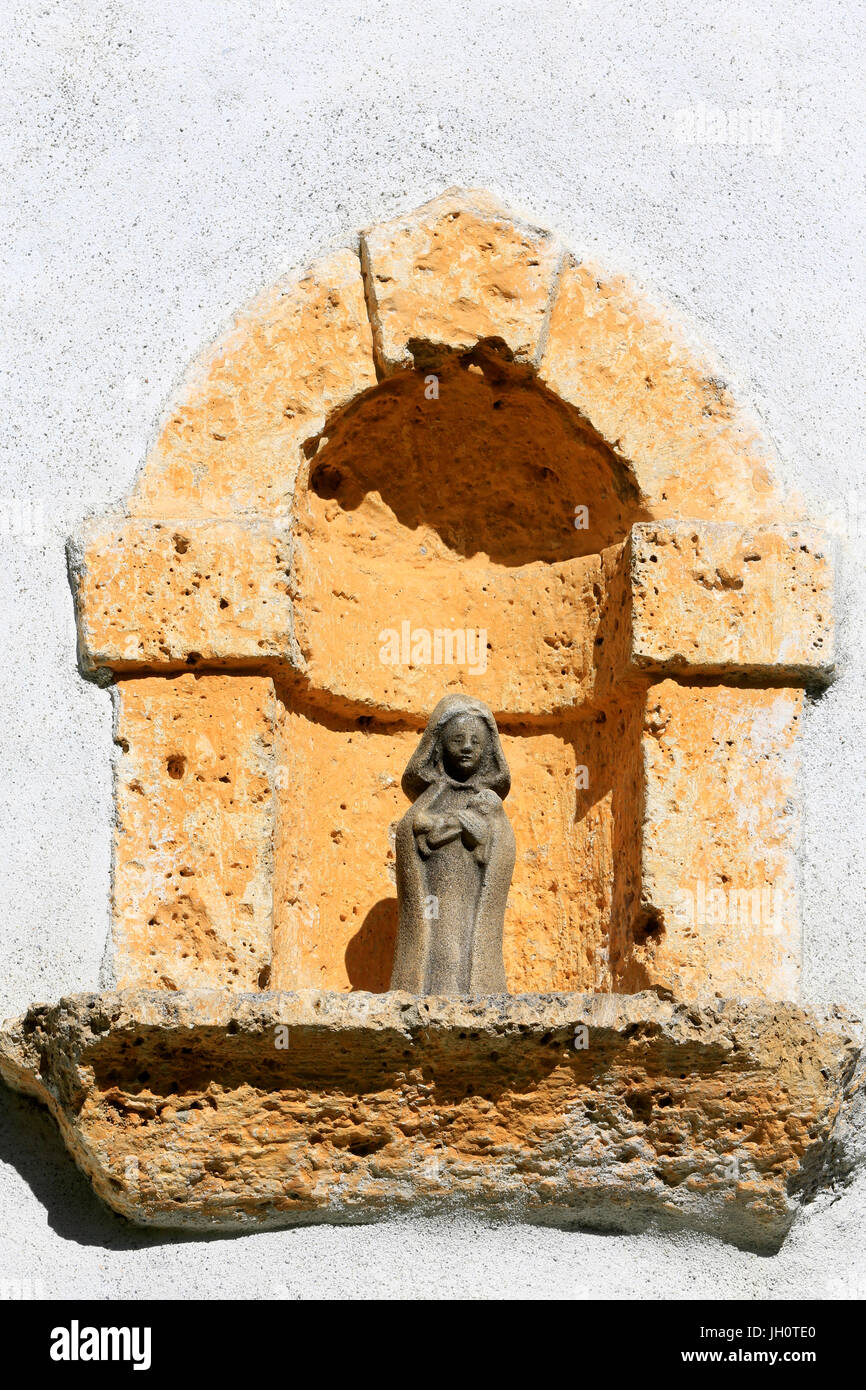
[1,190,862,1249]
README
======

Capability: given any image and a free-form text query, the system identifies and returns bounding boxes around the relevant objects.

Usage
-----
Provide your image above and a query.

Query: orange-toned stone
[270,697,642,996]
[502,698,643,993]
[291,538,624,720]
[626,680,803,1000]
[1,990,860,1248]
[628,521,834,681]
[361,188,562,372]
[129,247,377,519]
[64,191,835,1010]
[112,674,277,991]
[289,353,640,718]
[539,256,790,523]
[72,519,296,674]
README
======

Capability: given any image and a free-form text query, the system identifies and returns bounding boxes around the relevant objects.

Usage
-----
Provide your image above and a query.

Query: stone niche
[1,189,861,1250]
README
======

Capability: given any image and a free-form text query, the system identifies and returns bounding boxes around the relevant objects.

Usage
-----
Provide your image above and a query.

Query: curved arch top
[127,187,790,527]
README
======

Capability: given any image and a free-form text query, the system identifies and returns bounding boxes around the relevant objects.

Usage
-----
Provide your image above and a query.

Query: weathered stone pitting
[361,188,563,374]
[634,681,803,1001]
[0,990,861,1250]
[112,675,278,992]
[538,255,791,523]
[72,518,298,675]
[128,246,377,520]
[628,521,834,682]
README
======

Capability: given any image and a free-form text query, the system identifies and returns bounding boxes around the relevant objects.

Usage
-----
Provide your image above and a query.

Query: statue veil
[401,694,511,801]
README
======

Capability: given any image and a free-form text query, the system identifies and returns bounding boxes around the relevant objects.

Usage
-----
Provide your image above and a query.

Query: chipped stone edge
[1,989,863,1251]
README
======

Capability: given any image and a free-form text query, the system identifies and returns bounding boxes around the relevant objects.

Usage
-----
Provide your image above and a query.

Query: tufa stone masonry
[0,189,858,1248]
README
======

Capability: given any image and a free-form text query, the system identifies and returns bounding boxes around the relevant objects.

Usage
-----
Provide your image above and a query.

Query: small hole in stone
[625,1089,653,1123]
[166,755,186,779]
[633,909,664,945]
[310,463,345,499]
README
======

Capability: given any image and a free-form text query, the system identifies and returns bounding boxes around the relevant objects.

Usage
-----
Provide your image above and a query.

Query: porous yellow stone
[361,187,562,372]
[539,256,789,523]
[112,674,277,991]
[129,247,377,519]
[628,680,803,1001]
[72,519,295,674]
[628,521,833,680]
[0,990,860,1251]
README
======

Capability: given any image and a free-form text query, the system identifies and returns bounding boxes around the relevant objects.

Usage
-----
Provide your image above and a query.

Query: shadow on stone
[345,897,398,992]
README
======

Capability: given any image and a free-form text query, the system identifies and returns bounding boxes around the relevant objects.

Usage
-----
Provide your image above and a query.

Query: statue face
[441,713,488,780]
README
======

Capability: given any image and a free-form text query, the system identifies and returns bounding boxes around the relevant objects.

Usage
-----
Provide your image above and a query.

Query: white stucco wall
[1,0,864,1299]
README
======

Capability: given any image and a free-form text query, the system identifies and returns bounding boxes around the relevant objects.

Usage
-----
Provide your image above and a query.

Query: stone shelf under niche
[0,988,862,1251]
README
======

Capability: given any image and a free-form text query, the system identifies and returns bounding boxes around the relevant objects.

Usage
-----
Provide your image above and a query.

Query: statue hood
[401,695,511,802]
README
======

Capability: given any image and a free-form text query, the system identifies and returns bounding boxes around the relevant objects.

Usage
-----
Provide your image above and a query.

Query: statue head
[402,695,511,801]
[441,712,489,781]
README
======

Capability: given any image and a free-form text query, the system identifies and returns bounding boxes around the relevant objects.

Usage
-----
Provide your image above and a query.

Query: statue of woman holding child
[390,695,515,995]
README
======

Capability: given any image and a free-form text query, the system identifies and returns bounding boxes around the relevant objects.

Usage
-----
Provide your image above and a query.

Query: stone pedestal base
[1,990,862,1251]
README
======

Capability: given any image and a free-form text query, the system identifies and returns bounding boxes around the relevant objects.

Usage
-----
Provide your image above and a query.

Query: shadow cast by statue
[345,897,398,991]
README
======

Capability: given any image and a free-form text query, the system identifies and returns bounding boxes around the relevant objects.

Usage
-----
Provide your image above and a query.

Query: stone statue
[390,695,515,994]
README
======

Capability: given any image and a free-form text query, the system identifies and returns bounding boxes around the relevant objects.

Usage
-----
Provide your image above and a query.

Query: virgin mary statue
[389,695,515,995]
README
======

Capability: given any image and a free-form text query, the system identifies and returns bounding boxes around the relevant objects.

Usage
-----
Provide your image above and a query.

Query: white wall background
[1,0,864,1299]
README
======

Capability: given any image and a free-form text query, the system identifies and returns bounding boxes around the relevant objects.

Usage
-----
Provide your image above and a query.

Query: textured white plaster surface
[1,0,864,1298]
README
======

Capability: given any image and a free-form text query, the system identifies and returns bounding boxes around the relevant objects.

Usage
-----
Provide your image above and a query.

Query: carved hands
[413,790,500,860]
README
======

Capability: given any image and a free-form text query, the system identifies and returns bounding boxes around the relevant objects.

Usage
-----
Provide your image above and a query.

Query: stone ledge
[0,990,861,1251]
[70,517,832,693]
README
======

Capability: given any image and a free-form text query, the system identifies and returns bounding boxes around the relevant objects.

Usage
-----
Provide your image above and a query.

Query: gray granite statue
[390,695,515,995]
